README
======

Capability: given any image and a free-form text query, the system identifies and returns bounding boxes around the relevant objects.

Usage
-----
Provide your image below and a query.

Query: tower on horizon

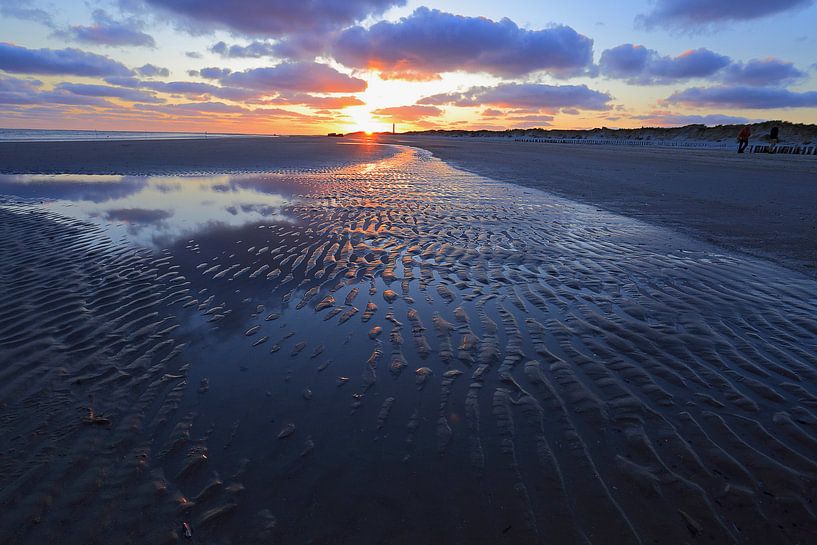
[392,123,395,135]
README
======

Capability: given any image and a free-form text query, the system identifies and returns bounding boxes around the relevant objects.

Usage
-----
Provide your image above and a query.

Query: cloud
[102,75,259,101]
[0,0,54,27]
[135,101,250,116]
[185,51,202,59]
[221,62,367,93]
[54,82,164,103]
[0,42,132,77]
[419,83,612,112]
[665,85,817,109]
[261,93,365,109]
[721,58,807,86]
[0,74,43,104]
[211,41,276,58]
[144,0,404,36]
[600,45,806,87]
[141,80,258,101]
[198,67,232,80]
[133,102,328,122]
[0,176,147,202]
[136,63,169,77]
[504,114,554,127]
[60,10,156,47]
[0,77,115,107]
[330,7,594,79]
[599,44,730,84]
[104,208,173,223]
[632,112,762,126]
[0,74,42,92]
[637,0,814,30]
[371,105,444,121]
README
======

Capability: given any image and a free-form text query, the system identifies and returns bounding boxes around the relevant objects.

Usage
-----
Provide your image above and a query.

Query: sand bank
[385,135,817,277]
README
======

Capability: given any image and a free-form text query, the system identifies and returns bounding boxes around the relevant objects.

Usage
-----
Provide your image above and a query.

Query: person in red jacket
[737,126,751,153]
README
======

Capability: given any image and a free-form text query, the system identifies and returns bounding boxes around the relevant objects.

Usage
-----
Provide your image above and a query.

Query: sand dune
[1,140,817,544]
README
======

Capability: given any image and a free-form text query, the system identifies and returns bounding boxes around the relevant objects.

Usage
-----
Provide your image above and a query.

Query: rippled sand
[1,144,817,544]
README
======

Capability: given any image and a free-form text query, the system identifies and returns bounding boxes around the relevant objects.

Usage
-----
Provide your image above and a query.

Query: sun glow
[345,106,390,134]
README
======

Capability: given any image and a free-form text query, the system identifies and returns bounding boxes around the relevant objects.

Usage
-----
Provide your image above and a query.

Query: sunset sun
[345,107,388,134]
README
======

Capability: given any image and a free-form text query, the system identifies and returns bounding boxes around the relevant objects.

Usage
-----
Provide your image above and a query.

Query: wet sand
[0,136,397,175]
[385,135,817,277]
[2,138,817,544]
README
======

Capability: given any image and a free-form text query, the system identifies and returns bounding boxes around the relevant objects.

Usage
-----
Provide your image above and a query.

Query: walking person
[737,125,751,154]
[768,126,779,153]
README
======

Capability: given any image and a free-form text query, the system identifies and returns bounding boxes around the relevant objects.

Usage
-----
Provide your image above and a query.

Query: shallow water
[0,128,256,142]
[1,146,817,544]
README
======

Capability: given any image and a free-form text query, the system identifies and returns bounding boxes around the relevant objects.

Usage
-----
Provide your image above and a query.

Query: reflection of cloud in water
[104,208,174,223]
[239,203,279,216]
[0,172,300,249]
[154,182,183,194]
[0,175,147,203]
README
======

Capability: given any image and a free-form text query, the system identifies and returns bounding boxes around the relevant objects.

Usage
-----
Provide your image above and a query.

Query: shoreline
[383,134,817,278]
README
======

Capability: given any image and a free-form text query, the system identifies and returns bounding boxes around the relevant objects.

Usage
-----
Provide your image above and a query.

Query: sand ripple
[2,146,817,544]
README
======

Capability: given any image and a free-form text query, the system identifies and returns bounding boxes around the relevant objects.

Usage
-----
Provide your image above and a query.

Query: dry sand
[385,134,817,277]
[2,138,817,544]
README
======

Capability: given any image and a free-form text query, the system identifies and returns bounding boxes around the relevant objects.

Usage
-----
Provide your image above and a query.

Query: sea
[0,128,269,142]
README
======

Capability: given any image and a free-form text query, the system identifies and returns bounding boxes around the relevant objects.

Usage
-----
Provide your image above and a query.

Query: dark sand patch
[384,135,817,277]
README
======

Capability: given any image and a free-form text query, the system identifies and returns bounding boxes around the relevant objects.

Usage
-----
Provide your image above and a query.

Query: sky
[1,0,816,134]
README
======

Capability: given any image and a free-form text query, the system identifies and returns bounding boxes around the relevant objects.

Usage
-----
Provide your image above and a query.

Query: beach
[2,136,817,545]
[386,134,817,277]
